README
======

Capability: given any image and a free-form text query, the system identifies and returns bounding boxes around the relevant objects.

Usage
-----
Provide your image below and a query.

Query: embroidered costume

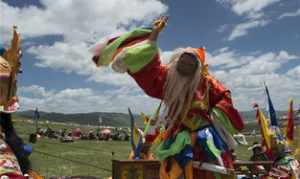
[93,27,244,179]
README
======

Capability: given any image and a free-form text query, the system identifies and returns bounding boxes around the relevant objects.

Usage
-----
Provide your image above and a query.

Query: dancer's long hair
[0,112,31,174]
[162,48,203,123]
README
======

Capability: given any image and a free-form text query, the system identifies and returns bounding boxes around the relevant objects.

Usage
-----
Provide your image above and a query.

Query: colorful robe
[262,155,300,179]
[93,28,244,178]
[93,28,244,132]
[0,138,26,179]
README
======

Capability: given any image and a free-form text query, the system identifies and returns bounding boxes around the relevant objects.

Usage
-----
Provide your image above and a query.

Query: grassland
[12,117,299,179]
[14,118,131,178]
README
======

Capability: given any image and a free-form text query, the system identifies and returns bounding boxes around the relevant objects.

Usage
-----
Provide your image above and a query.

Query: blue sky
[0,0,299,113]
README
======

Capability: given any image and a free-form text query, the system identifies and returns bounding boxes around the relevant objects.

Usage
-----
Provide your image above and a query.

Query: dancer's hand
[149,16,168,42]
[152,16,168,33]
[92,55,101,67]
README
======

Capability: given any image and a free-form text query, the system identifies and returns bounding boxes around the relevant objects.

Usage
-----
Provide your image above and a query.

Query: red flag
[286,99,294,142]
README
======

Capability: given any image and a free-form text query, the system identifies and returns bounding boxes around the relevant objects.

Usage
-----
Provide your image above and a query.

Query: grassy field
[12,118,299,179]
[14,118,131,178]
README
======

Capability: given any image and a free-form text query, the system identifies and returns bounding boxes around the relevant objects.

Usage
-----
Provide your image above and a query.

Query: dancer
[92,17,244,178]
[0,26,34,178]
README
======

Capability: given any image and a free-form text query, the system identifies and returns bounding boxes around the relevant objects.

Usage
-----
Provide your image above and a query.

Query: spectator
[248,142,270,175]
[269,143,299,178]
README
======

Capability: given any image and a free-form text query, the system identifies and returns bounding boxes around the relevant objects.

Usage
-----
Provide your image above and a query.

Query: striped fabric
[94,28,158,74]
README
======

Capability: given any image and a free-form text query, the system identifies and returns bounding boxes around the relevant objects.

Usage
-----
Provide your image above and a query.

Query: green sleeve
[155,131,191,160]
[122,41,158,73]
[99,28,152,66]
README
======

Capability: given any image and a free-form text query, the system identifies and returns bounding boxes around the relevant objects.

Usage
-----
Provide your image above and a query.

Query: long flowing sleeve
[93,28,167,99]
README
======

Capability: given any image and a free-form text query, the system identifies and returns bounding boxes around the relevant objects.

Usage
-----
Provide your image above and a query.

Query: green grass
[14,119,131,179]
[30,140,130,178]
[12,118,300,179]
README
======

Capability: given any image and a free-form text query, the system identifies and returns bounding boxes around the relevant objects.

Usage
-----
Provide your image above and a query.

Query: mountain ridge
[14,110,289,127]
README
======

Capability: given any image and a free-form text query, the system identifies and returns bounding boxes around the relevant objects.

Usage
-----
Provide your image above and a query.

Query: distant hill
[240,110,288,122]
[14,109,289,128]
[15,110,143,127]
[240,110,298,133]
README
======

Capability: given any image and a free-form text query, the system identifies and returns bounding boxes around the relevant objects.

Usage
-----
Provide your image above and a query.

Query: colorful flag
[128,108,144,159]
[265,84,278,126]
[286,99,294,143]
[254,103,272,150]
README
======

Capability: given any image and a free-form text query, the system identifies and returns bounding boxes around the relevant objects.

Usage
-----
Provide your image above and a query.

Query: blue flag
[265,85,278,126]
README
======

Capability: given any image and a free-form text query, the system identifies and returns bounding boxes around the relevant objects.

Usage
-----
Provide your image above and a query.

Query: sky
[0,0,299,114]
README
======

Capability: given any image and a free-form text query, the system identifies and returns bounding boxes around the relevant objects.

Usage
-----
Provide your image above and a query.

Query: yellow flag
[258,109,272,150]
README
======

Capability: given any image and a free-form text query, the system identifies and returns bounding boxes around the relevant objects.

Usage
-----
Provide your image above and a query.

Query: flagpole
[34,107,39,133]
[128,108,136,157]
[263,81,269,119]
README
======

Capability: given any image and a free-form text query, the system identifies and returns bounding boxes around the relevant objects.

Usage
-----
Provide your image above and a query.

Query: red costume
[93,28,244,179]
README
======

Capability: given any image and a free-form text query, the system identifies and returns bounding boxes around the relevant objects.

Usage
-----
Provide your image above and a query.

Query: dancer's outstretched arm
[92,17,169,99]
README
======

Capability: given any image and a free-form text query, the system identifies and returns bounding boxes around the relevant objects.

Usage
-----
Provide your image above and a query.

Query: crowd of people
[31,127,130,143]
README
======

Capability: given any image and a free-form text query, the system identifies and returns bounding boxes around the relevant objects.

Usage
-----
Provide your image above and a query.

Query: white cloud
[0,0,167,42]
[231,0,281,17]
[206,48,300,110]
[228,19,269,41]
[19,48,300,113]
[0,0,167,113]
[19,85,53,98]
[217,24,229,33]
[247,12,265,20]
[19,85,160,114]
[278,8,300,19]
[0,0,167,87]
[27,41,140,87]
[0,0,167,55]
[227,51,296,75]
[216,0,283,41]
[208,48,298,78]
[217,0,281,18]
[287,65,300,78]
[27,42,93,75]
